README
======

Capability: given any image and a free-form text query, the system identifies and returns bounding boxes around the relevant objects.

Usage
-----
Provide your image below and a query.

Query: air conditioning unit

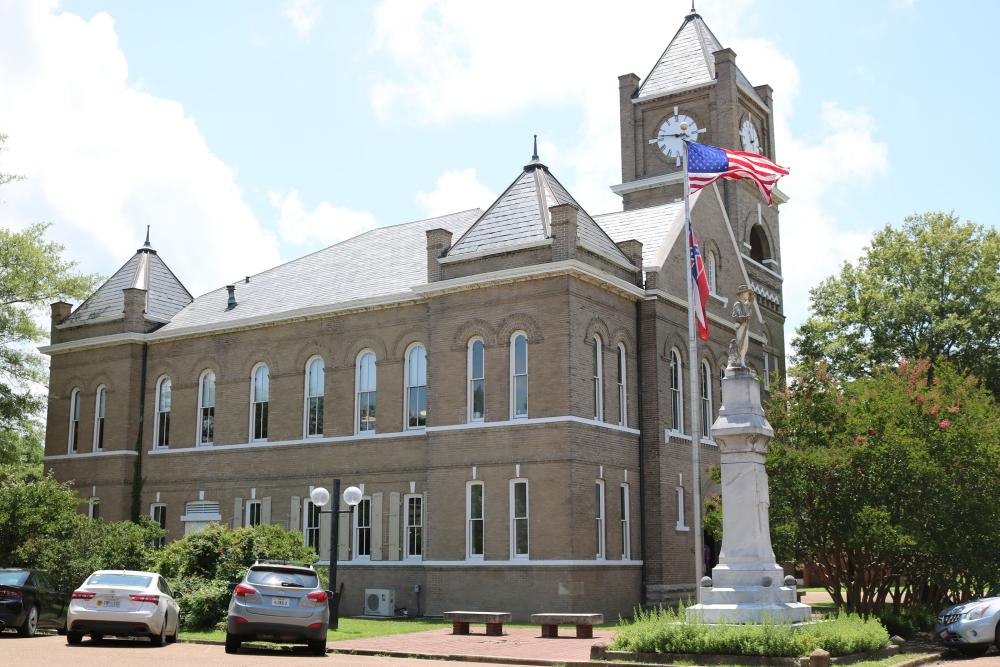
[364,588,395,617]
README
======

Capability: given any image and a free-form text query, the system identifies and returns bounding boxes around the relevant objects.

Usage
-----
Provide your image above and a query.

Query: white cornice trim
[647,289,767,343]
[610,171,684,197]
[43,450,139,461]
[427,415,641,436]
[319,559,644,568]
[40,332,147,355]
[632,81,713,105]
[742,255,784,282]
[772,187,789,204]
[439,238,552,264]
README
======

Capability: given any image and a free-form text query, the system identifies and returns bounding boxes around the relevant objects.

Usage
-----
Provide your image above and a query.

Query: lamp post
[310,480,362,630]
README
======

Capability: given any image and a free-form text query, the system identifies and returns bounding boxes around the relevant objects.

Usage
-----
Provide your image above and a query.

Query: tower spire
[143,225,151,248]
[531,134,539,162]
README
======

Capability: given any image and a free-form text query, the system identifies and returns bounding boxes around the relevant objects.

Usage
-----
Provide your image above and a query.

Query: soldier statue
[728,284,754,369]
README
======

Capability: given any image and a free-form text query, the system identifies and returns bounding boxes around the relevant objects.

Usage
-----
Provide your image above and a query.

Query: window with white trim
[404,494,423,559]
[93,386,107,451]
[700,361,712,439]
[468,338,485,422]
[405,344,427,429]
[670,349,683,433]
[155,377,171,448]
[676,476,689,530]
[303,500,321,554]
[245,499,262,527]
[509,480,529,558]
[150,503,167,547]
[466,481,484,559]
[250,364,269,441]
[595,480,606,559]
[305,357,324,437]
[763,351,771,389]
[617,344,627,427]
[620,483,631,560]
[510,333,528,419]
[707,250,718,294]
[356,351,377,433]
[198,371,215,445]
[593,335,604,421]
[718,364,727,420]
[354,497,372,558]
[68,388,81,453]
[88,497,100,520]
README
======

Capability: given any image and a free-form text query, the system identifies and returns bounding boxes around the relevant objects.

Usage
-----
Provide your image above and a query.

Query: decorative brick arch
[290,341,330,371]
[392,328,429,360]
[583,317,611,345]
[610,326,636,353]
[451,318,497,351]
[243,356,281,378]
[341,337,388,369]
[661,335,689,365]
[496,313,544,347]
[186,356,222,382]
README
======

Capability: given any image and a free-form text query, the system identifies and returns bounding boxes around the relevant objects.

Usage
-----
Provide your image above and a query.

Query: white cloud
[415,168,495,217]
[269,190,376,246]
[283,0,323,40]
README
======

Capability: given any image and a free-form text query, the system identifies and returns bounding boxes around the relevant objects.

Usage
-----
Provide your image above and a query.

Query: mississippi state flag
[688,221,710,341]
[687,141,789,205]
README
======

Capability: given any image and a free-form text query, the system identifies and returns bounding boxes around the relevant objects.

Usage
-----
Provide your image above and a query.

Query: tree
[794,213,1000,396]
[0,133,101,470]
[767,359,1000,615]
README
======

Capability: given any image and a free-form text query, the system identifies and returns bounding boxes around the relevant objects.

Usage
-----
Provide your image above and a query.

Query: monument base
[686,563,811,624]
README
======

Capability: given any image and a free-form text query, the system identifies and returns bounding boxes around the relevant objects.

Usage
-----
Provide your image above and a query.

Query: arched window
[68,388,81,453]
[405,344,427,429]
[700,361,712,440]
[305,357,324,437]
[749,224,771,263]
[93,385,107,451]
[707,250,718,294]
[593,335,604,421]
[669,349,683,433]
[250,364,269,442]
[356,351,377,433]
[468,338,485,422]
[510,332,528,419]
[198,371,215,446]
[155,377,172,448]
[617,344,628,427]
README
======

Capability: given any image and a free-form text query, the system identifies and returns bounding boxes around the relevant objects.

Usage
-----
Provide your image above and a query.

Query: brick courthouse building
[41,10,786,619]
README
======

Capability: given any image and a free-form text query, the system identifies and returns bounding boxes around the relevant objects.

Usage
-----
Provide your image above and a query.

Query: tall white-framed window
[676,474,689,531]
[719,364,727,420]
[593,335,604,421]
[595,479,606,559]
[304,357,324,437]
[356,351,377,434]
[93,385,107,451]
[763,351,771,389]
[88,497,100,520]
[68,388,81,453]
[707,250,718,294]
[302,500,321,554]
[620,483,631,560]
[670,349,683,433]
[510,332,528,419]
[197,370,215,446]
[245,499,262,527]
[404,344,428,430]
[250,364,269,442]
[617,344,627,427]
[150,503,167,547]
[154,376,172,448]
[466,481,485,559]
[509,479,529,559]
[468,338,485,422]
[404,494,423,560]
[700,361,712,440]
[354,496,372,559]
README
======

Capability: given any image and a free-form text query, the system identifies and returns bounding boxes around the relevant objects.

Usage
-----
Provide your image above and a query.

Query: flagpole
[681,139,704,603]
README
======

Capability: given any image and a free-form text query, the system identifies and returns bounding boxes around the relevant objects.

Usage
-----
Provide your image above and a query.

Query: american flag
[686,141,789,205]
[688,221,710,341]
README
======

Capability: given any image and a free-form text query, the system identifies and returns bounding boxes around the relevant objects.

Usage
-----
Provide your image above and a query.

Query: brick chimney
[50,301,72,342]
[549,203,579,261]
[712,48,739,151]
[616,239,644,285]
[425,228,453,283]
[122,287,148,332]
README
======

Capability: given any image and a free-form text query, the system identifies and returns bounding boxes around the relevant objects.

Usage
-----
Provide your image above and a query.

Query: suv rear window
[246,567,318,588]
[0,571,28,586]
[86,573,152,588]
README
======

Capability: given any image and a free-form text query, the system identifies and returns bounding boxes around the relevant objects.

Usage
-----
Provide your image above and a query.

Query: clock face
[651,111,701,160]
[740,118,761,154]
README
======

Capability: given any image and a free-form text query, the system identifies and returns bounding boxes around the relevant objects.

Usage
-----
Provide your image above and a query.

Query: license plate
[98,599,121,608]
[939,630,949,639]
[271,597,290,607]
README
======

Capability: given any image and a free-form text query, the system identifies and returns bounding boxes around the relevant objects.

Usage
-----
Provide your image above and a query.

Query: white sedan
[67,570,180,646]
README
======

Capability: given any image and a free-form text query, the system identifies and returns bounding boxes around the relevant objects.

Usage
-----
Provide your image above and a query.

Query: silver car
[225,561,329,655]
[934,596,1000,657]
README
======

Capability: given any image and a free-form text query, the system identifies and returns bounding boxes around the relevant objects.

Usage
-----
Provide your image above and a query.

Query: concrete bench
[442,611,512,636]
[531,613,603,638]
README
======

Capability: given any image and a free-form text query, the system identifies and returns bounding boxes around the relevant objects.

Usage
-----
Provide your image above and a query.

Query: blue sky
[1,0,996,349]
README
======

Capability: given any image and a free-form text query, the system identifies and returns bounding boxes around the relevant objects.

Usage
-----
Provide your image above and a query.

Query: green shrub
[611,606,889,657]
[176,578,231,630]
[873,606,937,638]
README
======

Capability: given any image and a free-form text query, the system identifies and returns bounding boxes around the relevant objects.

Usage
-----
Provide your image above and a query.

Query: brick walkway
[330,626,615,664]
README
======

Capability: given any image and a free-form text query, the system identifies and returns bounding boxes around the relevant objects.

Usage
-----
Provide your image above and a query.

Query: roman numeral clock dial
[649,107,702,166]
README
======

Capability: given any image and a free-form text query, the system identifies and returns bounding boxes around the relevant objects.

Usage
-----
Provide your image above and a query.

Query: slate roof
[63,245,192,326]
[159,209,481,333]
[636,11,765,108]
[448,159,631,266]
[595,192,702,271]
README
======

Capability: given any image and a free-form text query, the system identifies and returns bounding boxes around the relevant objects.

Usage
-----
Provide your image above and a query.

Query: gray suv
[225,561,329,655]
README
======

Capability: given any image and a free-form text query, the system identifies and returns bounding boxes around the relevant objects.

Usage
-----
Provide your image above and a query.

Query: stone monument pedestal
[686,367,811,624]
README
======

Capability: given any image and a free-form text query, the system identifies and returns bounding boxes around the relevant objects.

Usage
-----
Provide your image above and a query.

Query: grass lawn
[181,616,451,643]
[676,654,939,667]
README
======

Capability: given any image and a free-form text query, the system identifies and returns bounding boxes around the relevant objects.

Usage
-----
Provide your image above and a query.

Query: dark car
[0,568,70,637]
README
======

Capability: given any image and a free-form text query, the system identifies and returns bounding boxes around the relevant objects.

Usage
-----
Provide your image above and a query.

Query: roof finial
[143,225,151,248]
[532,134,539,162]
[688,0,698,16]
